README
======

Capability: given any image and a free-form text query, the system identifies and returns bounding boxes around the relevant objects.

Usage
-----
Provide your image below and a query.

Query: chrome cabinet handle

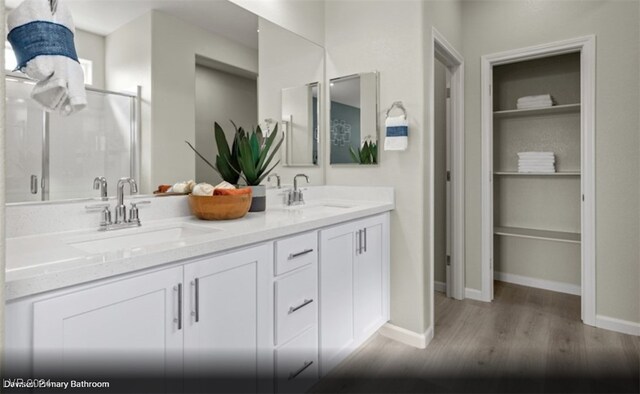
[355,230,360,254]
[288,298,313,314]
[194,278,200,323]
[288,360,313,380]
[288,248,314,260]
[364,228,367,253]
[174,283,183,330]
[30,175,38,194]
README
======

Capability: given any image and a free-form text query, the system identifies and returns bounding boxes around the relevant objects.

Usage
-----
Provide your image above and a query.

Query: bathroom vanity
[4,186,393,393]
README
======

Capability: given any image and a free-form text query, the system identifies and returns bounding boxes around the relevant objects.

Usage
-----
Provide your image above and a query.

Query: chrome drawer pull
[194,278,200,323]
[288,360,313,380]
[288,298,313,314]
[174,283,183,330]
[288,248,314,260]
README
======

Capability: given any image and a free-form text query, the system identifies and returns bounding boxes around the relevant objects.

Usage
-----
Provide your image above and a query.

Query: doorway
[194,61,257,185]
[480,36,596,325]
[430,28,465,314]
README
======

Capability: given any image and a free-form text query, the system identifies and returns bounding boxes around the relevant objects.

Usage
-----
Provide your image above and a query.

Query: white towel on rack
[384,115,408,151]
[7,0,86,115]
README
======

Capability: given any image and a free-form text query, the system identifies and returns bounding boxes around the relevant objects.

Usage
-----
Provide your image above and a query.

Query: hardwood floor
[311,281,639,393]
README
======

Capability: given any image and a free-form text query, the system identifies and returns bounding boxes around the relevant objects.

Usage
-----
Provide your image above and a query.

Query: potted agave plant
[235,123,284,211]
[186,121,283,212]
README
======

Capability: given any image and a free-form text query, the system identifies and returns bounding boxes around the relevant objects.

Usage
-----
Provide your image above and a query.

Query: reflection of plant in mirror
[349,140,378,165]
[236,123,284,186]
[185,122,241,185]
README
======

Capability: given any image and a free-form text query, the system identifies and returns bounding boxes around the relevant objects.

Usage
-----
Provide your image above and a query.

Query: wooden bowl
[188,191,252,220]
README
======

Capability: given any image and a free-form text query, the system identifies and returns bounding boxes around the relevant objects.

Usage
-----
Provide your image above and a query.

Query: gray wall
[195,66,257,185]
[462,0,640,323]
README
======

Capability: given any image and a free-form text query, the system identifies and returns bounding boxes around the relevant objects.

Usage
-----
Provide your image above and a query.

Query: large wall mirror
[4,0,325,204]
[329,72,379,165]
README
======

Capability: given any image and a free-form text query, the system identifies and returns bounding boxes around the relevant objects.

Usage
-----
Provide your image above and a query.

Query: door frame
[430,28,465,305]
[480,36,596,326]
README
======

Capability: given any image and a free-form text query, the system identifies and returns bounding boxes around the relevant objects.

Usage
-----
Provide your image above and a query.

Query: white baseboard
[464,287,486,301]
[596,315,640,336]
[494,271,581,296]
[434,280,446,293]
[379,323,433,349]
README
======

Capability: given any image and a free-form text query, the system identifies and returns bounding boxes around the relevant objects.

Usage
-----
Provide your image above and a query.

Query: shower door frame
[6,73,141,202]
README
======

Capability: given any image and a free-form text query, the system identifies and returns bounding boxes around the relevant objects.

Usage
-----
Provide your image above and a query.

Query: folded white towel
[518,168,555,173]
[7,0,86,115]
[517,94,554,104]
[518,152,554,157]
[384,115,408,151]
[518,159,556,165]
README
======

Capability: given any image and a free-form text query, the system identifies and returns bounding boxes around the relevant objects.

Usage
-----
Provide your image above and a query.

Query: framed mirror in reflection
[4,0,325,205]
[329,72,379,165]
[281,82,320,167]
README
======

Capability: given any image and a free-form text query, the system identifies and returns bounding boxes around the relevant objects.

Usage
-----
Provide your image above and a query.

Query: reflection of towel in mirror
[384,115,408,151]
[7,0,86,115]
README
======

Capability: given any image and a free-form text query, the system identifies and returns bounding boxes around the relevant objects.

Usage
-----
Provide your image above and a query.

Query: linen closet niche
[492,52,582,295]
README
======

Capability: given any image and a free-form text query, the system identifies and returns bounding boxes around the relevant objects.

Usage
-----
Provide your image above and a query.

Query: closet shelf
[493,103,581,118]
[494,226,581,244]
[494,171,581,176]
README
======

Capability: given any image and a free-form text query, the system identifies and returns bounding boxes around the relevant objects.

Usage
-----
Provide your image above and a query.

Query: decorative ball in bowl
[188,189,252,220]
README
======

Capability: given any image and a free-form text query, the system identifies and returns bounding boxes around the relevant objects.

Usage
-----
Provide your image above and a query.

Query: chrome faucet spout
[93,176,108,200]
[115,177,138,223]
[293,174,309,192]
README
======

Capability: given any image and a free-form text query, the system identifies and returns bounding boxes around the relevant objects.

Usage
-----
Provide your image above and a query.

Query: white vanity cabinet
[30,266,185,378]
[319,213,390,376]
[5,243,273,391]
[183,244,273,392]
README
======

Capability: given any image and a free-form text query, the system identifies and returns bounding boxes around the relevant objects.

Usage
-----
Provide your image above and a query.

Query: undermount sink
[66,223,221,254]
[271,202,355,215]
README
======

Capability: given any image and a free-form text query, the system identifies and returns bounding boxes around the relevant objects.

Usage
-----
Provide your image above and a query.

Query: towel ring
[386,101,407,119]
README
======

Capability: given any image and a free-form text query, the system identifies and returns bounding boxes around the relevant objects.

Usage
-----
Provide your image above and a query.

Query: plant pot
[247,185,266,212]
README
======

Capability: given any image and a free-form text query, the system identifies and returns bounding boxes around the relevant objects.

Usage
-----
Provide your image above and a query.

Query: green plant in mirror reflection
[349,140,378,165]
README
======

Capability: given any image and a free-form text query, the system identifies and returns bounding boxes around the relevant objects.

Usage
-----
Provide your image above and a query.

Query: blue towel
[384,115,408,151]
[7,0,86,115]
[8,20,80,71]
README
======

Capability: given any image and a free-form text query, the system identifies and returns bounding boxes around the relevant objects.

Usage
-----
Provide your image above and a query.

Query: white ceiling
[6,0,259,49]
[330,77,360,108]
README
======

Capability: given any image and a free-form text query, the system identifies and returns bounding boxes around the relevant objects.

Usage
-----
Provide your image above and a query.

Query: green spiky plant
[349,140,378,165]
[235,123,284,186]
[185,121,241,185]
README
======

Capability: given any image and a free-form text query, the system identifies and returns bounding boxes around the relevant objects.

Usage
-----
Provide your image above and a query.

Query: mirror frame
[328,71,379,167]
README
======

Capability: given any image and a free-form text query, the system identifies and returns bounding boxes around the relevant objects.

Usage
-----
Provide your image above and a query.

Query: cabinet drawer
[275,266,316,345]
[275,327,318,393]
[275,231,317,275]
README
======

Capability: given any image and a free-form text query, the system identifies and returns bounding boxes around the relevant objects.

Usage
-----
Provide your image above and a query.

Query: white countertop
[5,186,394,301]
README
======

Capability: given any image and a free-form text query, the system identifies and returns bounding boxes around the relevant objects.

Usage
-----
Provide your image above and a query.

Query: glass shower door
[48,90,133,200]
[5,79,44,203]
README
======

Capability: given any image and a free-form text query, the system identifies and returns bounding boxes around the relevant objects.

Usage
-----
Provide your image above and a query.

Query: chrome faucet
[268,173,281,189]
[286,174,309,206]
[86,177,149,231]
[93,176,108,201]
[115,177,138,224]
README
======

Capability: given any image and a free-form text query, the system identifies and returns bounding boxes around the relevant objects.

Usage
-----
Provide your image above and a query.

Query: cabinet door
[354,215,386,339]
[33,266,184,380]
[319,221,356,375]
[184,244,273,392]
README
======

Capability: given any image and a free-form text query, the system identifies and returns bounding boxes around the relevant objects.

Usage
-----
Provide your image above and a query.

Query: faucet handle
[128,200,150,225]
[86,203,112,228]
[85,203,110,211]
